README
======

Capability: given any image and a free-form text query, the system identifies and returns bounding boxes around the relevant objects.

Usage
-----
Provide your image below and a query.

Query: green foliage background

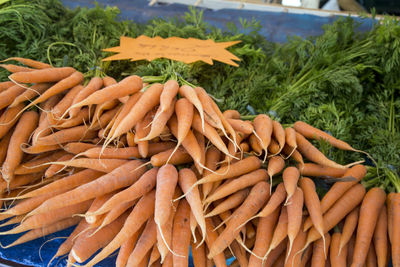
[1,0,399,191]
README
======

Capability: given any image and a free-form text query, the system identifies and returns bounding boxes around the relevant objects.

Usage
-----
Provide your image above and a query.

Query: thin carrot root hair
[165,143,180,165]
[39,236,68,263]
[130,161,151,173]
[235,236,265,260]
[344,159,365,168]
[283,145,297,160]
[234,215,258,232]
[156,222,185,258]
[213,215,232,232]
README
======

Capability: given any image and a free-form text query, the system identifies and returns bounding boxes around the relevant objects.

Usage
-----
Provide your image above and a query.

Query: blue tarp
[0,1,378,266]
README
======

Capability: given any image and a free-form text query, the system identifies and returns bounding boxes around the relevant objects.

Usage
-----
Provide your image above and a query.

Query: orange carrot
[178,168,207,245]
[265,206,289,257]
[299,177,325,253]
[268,139,280,155]
[191,229,207,267]
[83,190,156,266]
[45,158,128,173]
[205,189,249,218]
[352,187,386,267]
[89,168,158,216]
[391,193,400,267]
[0,131,12,165]
[347,235,356,266]
[284,227,307,267]
[115,225,144,267]
[253,114,273,158]
[249,134,263,155]
[223,110,240,119]
[286,187,304,256]
[272,120,285,153]
[2,111,39,182]
[9,83,52,108]
[263,238,287,267]
[204,218,227,267]
[0,104,25,138]
[249,206,281,267]
[69,76,103,118]
[227,119,253,135]
[304,164,367,231]
[71,212,128,263]
[48,84,83,124]
[1,217,80,248]
[14,150,66,175]
[44,153,75,178]
[3,57,52,69]
[193,129,206,175]
[159,80,179,113]
[300,163,348,178]
[267,156,285,188]
[209,181,270,258]
[304,184,366,250]
[126,218,158,266]
[387,193,394,244]
[0,81,14,92]
[35,125,97,146]
[294,121,357,152]
[0,84,26,109]
[282,144,304,168]
[366,244,378,267]
[339,206,359,255]
[0,64,33,73]
[179,84,205,130]
[373,205,388,267]
[9,66,75,83]
[204,169,268,203]
[255,182,287,221]
[108,82,163,142]
[151,147,193,166]
[282,166,300,204]
[26,160,146,216]
[172,199,192,267]
[202,146,222,200]
[331,232,348,267]
[296,132,347,169]
[311,234,331,267]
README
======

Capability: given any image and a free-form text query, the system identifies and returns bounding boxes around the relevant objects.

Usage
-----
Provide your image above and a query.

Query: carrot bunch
[0,58,398,267]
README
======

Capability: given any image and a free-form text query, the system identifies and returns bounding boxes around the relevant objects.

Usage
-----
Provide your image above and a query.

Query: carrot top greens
[1,0,399,189]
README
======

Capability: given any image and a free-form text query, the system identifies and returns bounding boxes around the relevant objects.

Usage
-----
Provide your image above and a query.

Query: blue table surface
[0,1,379,266]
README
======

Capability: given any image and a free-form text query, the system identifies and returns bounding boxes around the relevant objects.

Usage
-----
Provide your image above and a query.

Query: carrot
[304,164,367,231]
[171,199,192,267]
[2,57,52,69]
[231,239,249,267]
[149,244,161,266]
[151,147,192,167]
[71,75,142,109]
[178,168,207,246]
[83,190,156,266]
[85,191,116,224]
[223,110,240,119]
[263,238,287,267]
[373,205,388,267]
[254,182,287,221]
[304,183,366,250]
[339,206,359,255]
[352,187,386,267]
[0,200,92,235]
[107,82,163,142]
[272,120,285,153]
[272,251,286,267]
[45,158,128,173]
[253,114,273,160]
[249,133,263,155]
[391,193,400,267]
[134,110,154,158]
[26,160,146,217]
[44,153,74,178]
[140,98,176,141]
[294,121,358,152]
[284,227,307,267]
[296,132,348,169]
[282,144,304,168]
[299,177,325,254]
[300,163,348,178]
[387,192,394,244]
[248,206,281,267]
[227,119,253,135]
[1,217,80,248]
[205,189,249,218]
[286,187,304,257]
[159,80,179,113]
[264,206,289,257]
[0,131,12,165]
[2,111,39,182]
[89,168,158,216]
[9,83,52,108]
[284,127,297,152]
[0,84,26,109]
[209,181,270,258]
[0,104,24,139]
[63,142,101,155]
[311,233,331,267]
[14,150,66,175]
[91,99,119,129]
[202,146,222,200]
[179,84,205,130]
[331,232,348,267]
[347,234,356,266]
[267,156,285,189]
[191,229,207,267]
[72,212,128,263]
[69,76,103,118]
[192,112,231,158]
[204,169,268,203]
[204,218,228,267]
[49,84,83,124]
[193,129,206,175]
[0,63,34,73]
[366,244,377,267]
[115,225,144,267]
[300,245,313,267]
[35,125,97,146]
[0,81,14,92]
[282,166,300,204]
[125,217,158,266]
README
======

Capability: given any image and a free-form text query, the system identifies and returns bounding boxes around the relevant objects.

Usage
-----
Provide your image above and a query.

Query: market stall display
[0,0,399,266]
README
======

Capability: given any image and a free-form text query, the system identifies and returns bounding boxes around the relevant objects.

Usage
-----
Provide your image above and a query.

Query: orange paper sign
[102,35,241,67]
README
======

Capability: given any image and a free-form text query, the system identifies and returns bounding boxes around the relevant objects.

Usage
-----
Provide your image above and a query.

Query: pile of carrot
[0,57,398,267]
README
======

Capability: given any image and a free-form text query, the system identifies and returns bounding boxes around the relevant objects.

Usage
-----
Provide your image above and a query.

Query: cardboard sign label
[102,35,241,67]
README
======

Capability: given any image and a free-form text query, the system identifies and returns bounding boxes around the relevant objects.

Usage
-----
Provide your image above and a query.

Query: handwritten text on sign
[102,35,241,67]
